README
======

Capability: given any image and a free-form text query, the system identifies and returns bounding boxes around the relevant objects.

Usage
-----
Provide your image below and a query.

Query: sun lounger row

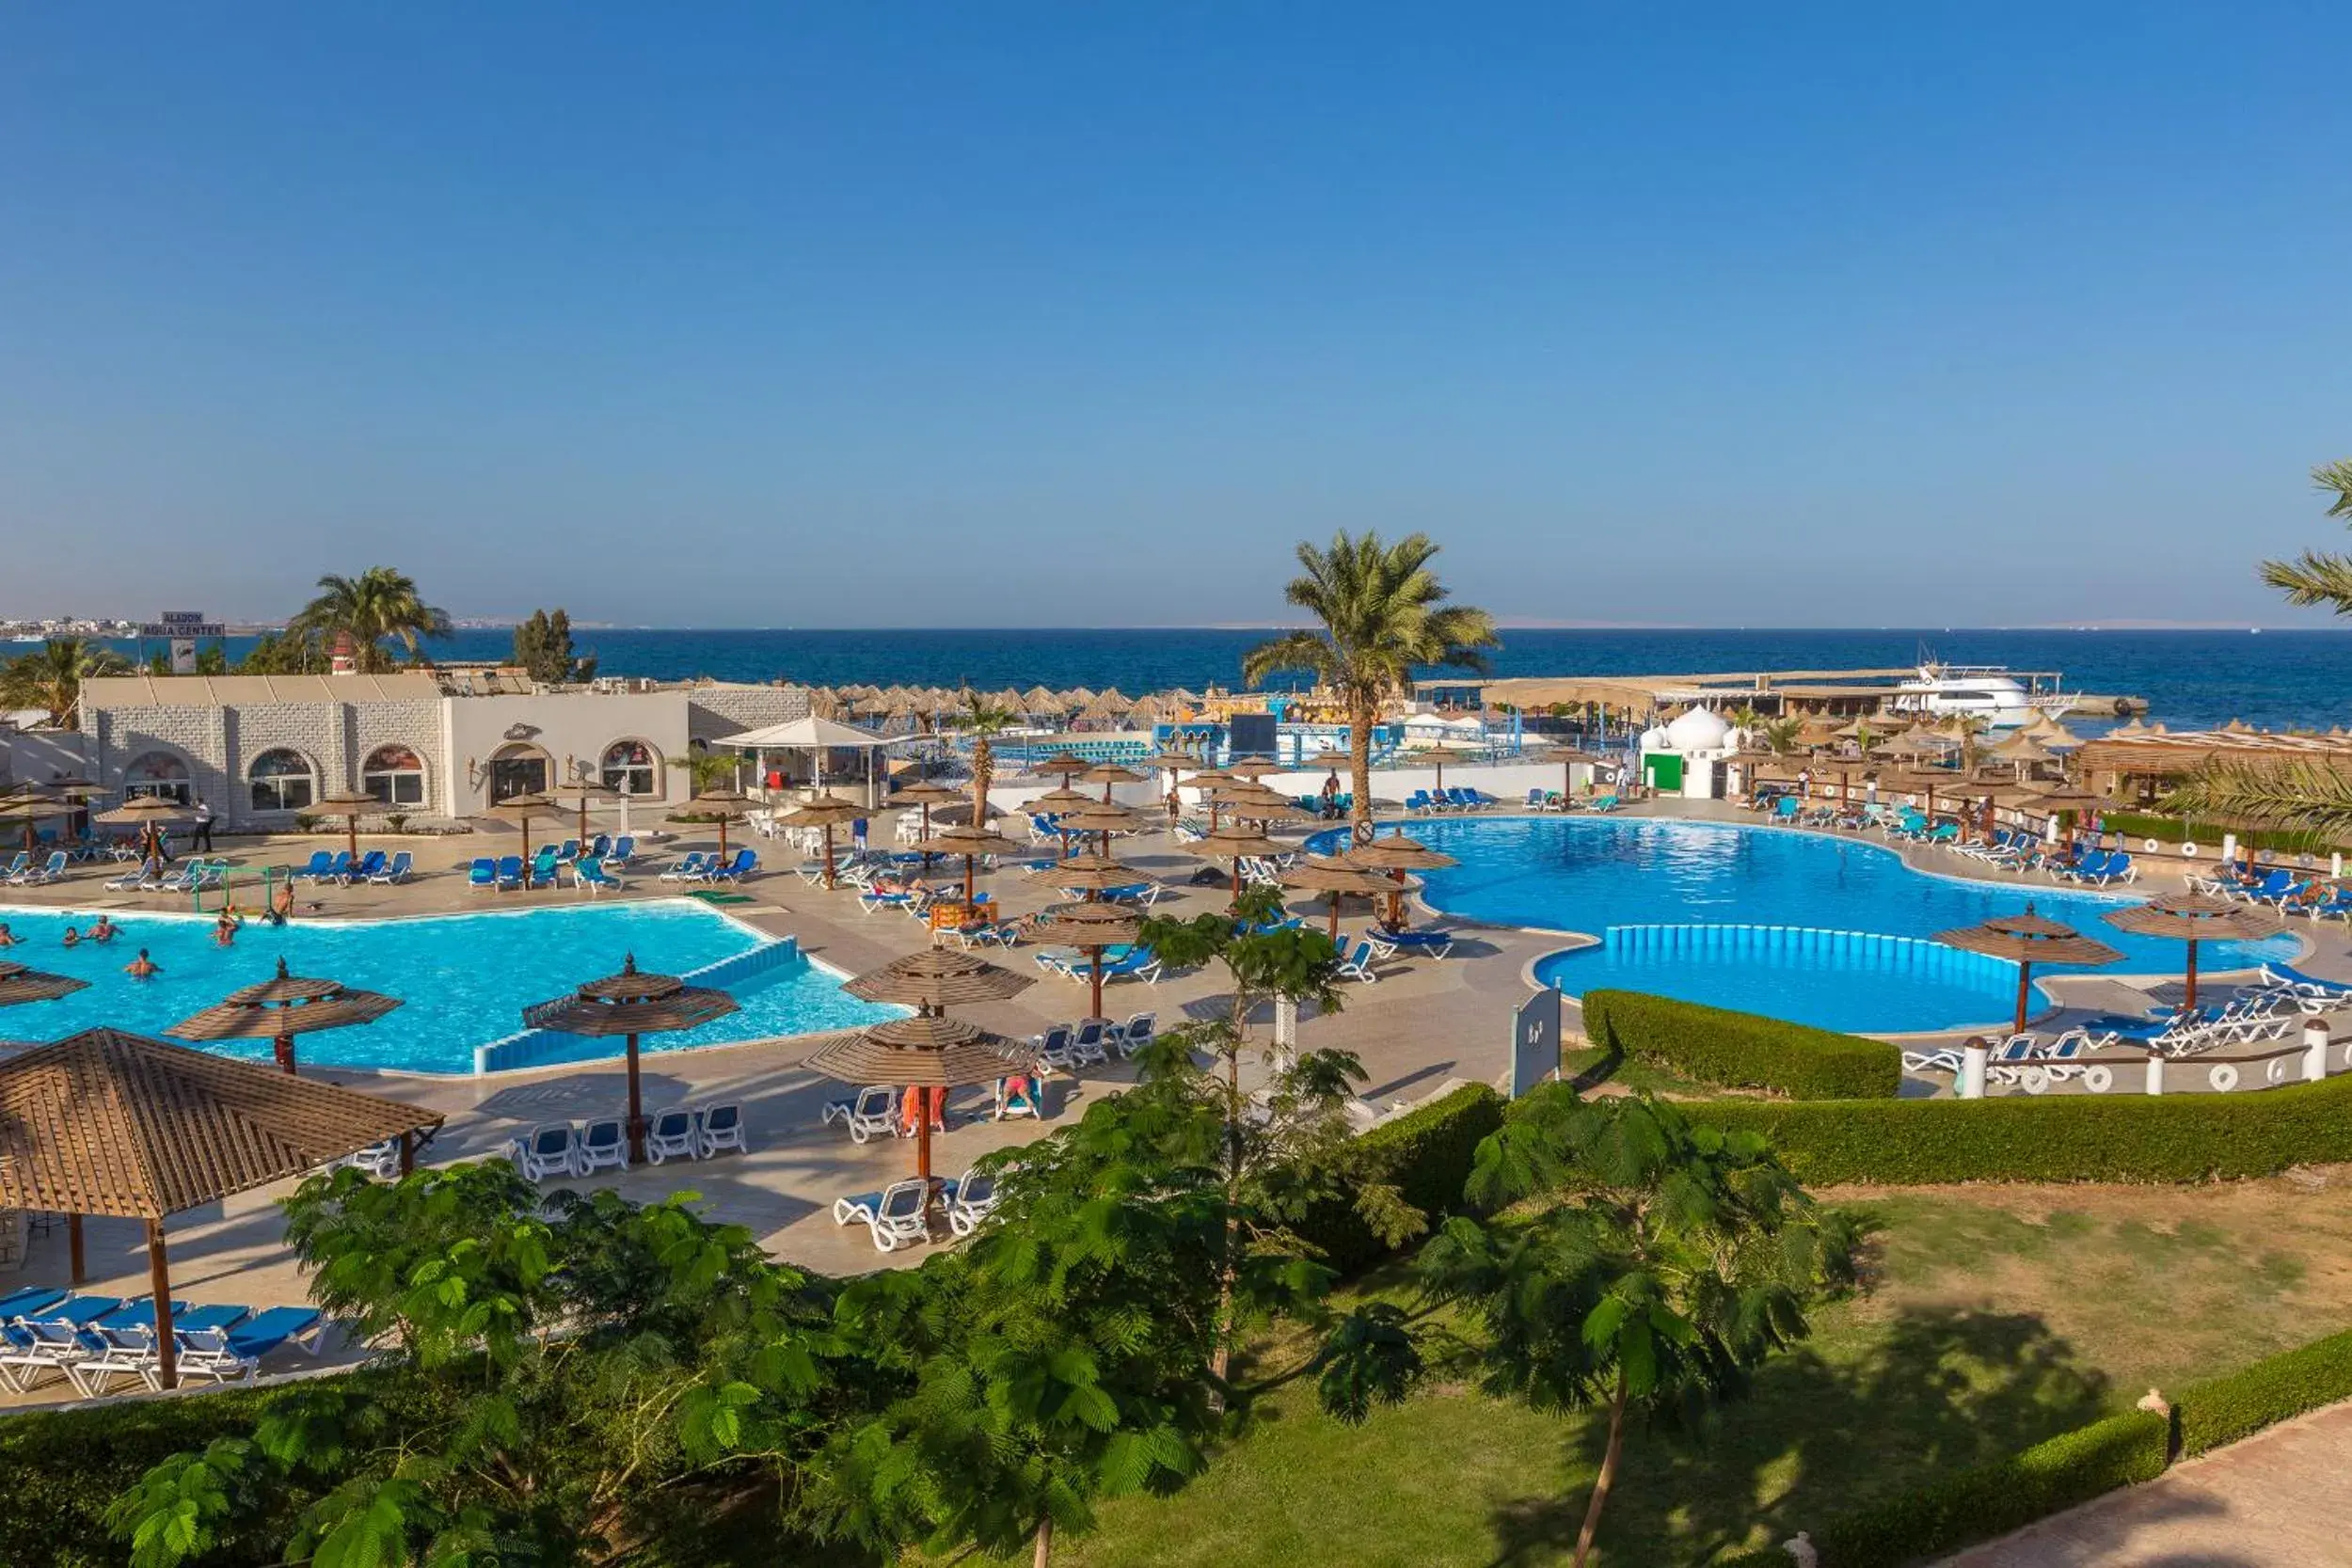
[832,1169,999,1253]
[1405,787,1497,814]
[0,1285,327,1395]
[504,1105,746,1179]
[657,847,756,884]
[1035,943,1164,986]
[289,848,416,886]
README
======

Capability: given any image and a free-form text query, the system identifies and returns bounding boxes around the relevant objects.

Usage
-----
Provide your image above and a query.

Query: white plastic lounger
[644,1107,699,1164]
[697,1102,748,1157]
[820,1085,897,1143]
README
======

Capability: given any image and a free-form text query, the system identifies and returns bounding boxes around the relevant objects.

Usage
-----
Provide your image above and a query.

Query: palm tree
[0,637,131,727]
[1244,532,1498,843]
[2259,459,2352,610]
[1759,716,1804,755]
[291,567,452,671]
[947,689,1019,831]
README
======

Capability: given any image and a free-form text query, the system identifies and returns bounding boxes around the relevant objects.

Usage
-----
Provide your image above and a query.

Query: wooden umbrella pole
[147,1218,178,1391]
[68,1212,84,1285]
[346,816,358,865]
[822,824,836,890]
[2185,941,2200,1010]
[915,1107,933,1182]
[275,1030,296,1076]
[626,1033,645,1164]
[2013,960,2033,1037]
[1327,894,1342,941]
[963,853,977,904]
[1090,948,1104,1021]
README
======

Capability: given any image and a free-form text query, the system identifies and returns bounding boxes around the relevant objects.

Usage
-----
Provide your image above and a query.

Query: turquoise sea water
[1393,817,2300,1034]
[95,627,2352,732]
[0,900,898,1073]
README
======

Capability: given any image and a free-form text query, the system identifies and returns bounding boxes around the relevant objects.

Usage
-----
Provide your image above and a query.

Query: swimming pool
[1369,816,2300,1034]
[0,900,901,1073]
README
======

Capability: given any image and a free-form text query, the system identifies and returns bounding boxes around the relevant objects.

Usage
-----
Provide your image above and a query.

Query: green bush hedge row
[1295,1080,1504,1274]
[1580,990,1901,1101]
[2176,1325,2352,1457]
[1678,1066,2352,1187]
[2102,810,2335,855]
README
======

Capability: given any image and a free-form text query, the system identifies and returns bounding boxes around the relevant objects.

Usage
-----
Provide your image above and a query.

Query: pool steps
[473,937,802,1074]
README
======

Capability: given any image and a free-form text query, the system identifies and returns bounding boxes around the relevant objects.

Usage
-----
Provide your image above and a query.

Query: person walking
[190,797,215,853]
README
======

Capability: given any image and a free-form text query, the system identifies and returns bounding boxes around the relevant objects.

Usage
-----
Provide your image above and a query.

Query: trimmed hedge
[1677,1066,2352,1186]
[1295,1081,1504,1274]
[1581,990,1900,1101]
[2103,810,2336,856]
[2177,1325,2352,1457]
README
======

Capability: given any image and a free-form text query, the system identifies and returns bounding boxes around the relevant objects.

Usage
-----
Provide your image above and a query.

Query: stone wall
[87,700,447,831]
[686,684,813,743]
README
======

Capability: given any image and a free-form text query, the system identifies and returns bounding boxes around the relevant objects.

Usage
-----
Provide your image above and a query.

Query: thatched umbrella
[1048,850,1158,901]
[1079,762,1146,803]
[804,1016,1036,1183]
[668,786,756,863]
[1183,768,1237,826]
[0,791,70,855]
[305,790,384,865]
[1216,784,1311,824]
[1223,757,1285,782]
[1345,830,1459,927]
[1934,904,2122,1036]
[493,791,568,871]
[1282,856,1402,940]
[1138,747,1206,822]
[94,794,191,862]
[1537,746,1604,803]
[1794,716,1842,751]
[170,955,402,1077]
[0,958,87,1008]
[889,780,963,866]
[0,1028,439,1385]
[777,793,864,889]
[844,946,1034,1015]
[1025,784,1098,858]
[1038,899,1143,1022]
[548,777,623,849]
[1411,746,1479,797]
[523,954,739,1162]
[2103,893,2279,1010]
[1025,752,1092,781]
[1021,686,1064,716]
[1057,799,1146,858]
[916,821,1025,903]
[1186,820,1288,904]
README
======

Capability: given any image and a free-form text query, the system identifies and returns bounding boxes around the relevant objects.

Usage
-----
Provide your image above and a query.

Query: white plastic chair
[644,1107,699,1164]
[573,1117,629,1175]
[698,1102,748,1157]
[821,1085,898,1143]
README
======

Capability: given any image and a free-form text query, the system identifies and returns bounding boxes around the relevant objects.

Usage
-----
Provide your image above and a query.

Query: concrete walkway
[1940,1401,2352,1568]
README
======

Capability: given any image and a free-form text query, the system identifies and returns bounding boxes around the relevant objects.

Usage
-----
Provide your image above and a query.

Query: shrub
[2102,810,2336,856]
[1807,1408,2168,1567]
[2176,1326,2352,1457]
[1295,1081,1504,1274]
[1581,990,1900,1101]
[1676,1068,2352,1186]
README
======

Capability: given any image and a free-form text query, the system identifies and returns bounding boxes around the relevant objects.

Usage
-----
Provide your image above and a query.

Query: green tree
[667,748,742,796]
[946,689,1018,831]
[0,636,131,726]
[1759,716,1804,755]
[1418,1089,1854,1568]
[1244,532,1499,844]
[512,608,597,686]
[2258,458,2352,610]
[291,567,452,672]
[1139,885,1419,1384]
[237,627,325,674]
[108,1163,846,1567]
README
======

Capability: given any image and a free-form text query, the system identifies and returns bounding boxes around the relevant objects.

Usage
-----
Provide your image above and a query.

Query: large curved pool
[0,900,899,1072]
[1385,817,2298,1034]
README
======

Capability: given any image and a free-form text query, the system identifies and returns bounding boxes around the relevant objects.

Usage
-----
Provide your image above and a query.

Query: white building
[1637,705,1737,799]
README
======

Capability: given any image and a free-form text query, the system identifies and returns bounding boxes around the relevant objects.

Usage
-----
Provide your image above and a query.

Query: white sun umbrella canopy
[710,714,895,808]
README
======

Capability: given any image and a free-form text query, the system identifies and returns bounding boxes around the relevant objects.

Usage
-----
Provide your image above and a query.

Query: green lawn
[1061,1174,2352,1567]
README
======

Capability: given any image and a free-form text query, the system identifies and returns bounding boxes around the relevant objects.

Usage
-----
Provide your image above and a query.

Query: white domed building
[1639,705,1738,799]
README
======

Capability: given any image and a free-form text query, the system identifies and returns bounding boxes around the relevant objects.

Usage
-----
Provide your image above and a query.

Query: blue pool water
[1386,817,2301,1034]
[0,900,899,1072]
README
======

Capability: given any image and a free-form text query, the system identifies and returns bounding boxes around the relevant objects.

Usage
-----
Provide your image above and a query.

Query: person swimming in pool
[0,923,17,947]
[213,909,240,947]
[60,927,80,948]
[87,915,118,944]
[124,948,160,978]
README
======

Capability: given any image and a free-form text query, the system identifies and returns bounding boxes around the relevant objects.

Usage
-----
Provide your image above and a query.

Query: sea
[79,626,2352,734]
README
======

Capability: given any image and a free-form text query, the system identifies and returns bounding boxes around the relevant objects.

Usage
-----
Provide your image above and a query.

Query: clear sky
[5,4,2350,628]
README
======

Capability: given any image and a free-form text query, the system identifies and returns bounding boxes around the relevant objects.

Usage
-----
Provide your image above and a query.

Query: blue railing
[472,937,802,1075]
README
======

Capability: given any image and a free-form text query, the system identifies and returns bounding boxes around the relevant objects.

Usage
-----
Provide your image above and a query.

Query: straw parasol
[2103,892,2280,1010]
[523,954,739,1162]
[304,789,384,865]
[548,777,623,849]
[1079,762,1146,802]
[916,821,1025,902]
[1794,716,1842,750]
[1037,898,1143,1022]
[1282,855,1401,940]
[1412,746,1479,796]
[1345,829,1459,926]
[2032,718,2084,749]
[669,786,757,863]
[1537,746,1604,803]
[0,1028,440,1387]
[1933,904,2123,1036]
[844,946,1034,1013]
[0,790,71,855]
[170,955,403,1077]
[777,792,864,889]
[1223,757,1285,781]
[889,779,964,860]
[493,791,568,869]
[1057,799,1146,857]
[1025,753,1093,783]
[803,1015,1036,1182]
[93,793,191,860]
[1186,820,1288,903]
[1047,849,1158,899]
[0,958,88,1008]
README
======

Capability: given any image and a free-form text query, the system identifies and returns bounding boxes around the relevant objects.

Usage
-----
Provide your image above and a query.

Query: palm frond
[2163,758,2352,840]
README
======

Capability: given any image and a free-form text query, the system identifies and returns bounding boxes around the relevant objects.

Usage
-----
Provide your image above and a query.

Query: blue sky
[4,4,2350,628]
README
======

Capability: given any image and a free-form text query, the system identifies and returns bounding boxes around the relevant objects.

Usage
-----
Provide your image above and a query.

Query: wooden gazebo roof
[0,1028,442,1220]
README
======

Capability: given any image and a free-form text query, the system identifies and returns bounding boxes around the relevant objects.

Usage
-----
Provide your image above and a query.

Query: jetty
[1416,668,2146,721]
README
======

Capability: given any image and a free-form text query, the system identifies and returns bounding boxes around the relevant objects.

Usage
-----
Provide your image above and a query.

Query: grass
[1061,1172,2352,1567]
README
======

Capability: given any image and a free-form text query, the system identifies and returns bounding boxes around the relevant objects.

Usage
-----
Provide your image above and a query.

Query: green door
[1643,752,1683,792]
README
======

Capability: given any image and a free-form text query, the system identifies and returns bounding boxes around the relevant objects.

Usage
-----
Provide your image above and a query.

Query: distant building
[68,673,816,831]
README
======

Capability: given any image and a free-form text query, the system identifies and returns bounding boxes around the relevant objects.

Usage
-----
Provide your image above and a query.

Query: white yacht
[1885,663,2073,728]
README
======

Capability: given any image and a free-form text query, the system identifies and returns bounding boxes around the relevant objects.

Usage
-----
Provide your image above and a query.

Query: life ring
[2145,838,2161,854]
[2209,1064,2240,1092]
[2300,854,2316,869]
[2266,1057,2289,1085]
[2083,1065,2114,1094]
[2342,1040,2352,1068]
[2113,698,2133,717]
[2021,1067,2051,1095]
[2182,843,2200,858]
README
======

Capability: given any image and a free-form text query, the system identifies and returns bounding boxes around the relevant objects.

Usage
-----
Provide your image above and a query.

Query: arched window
[247,749,317,813]
[362,743,427,806]
[121,751,192,806]
[600,739,658,797]
[487,742,548,804]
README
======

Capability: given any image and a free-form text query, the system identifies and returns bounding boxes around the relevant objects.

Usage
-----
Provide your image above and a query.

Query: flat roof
[82,673,445,707]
